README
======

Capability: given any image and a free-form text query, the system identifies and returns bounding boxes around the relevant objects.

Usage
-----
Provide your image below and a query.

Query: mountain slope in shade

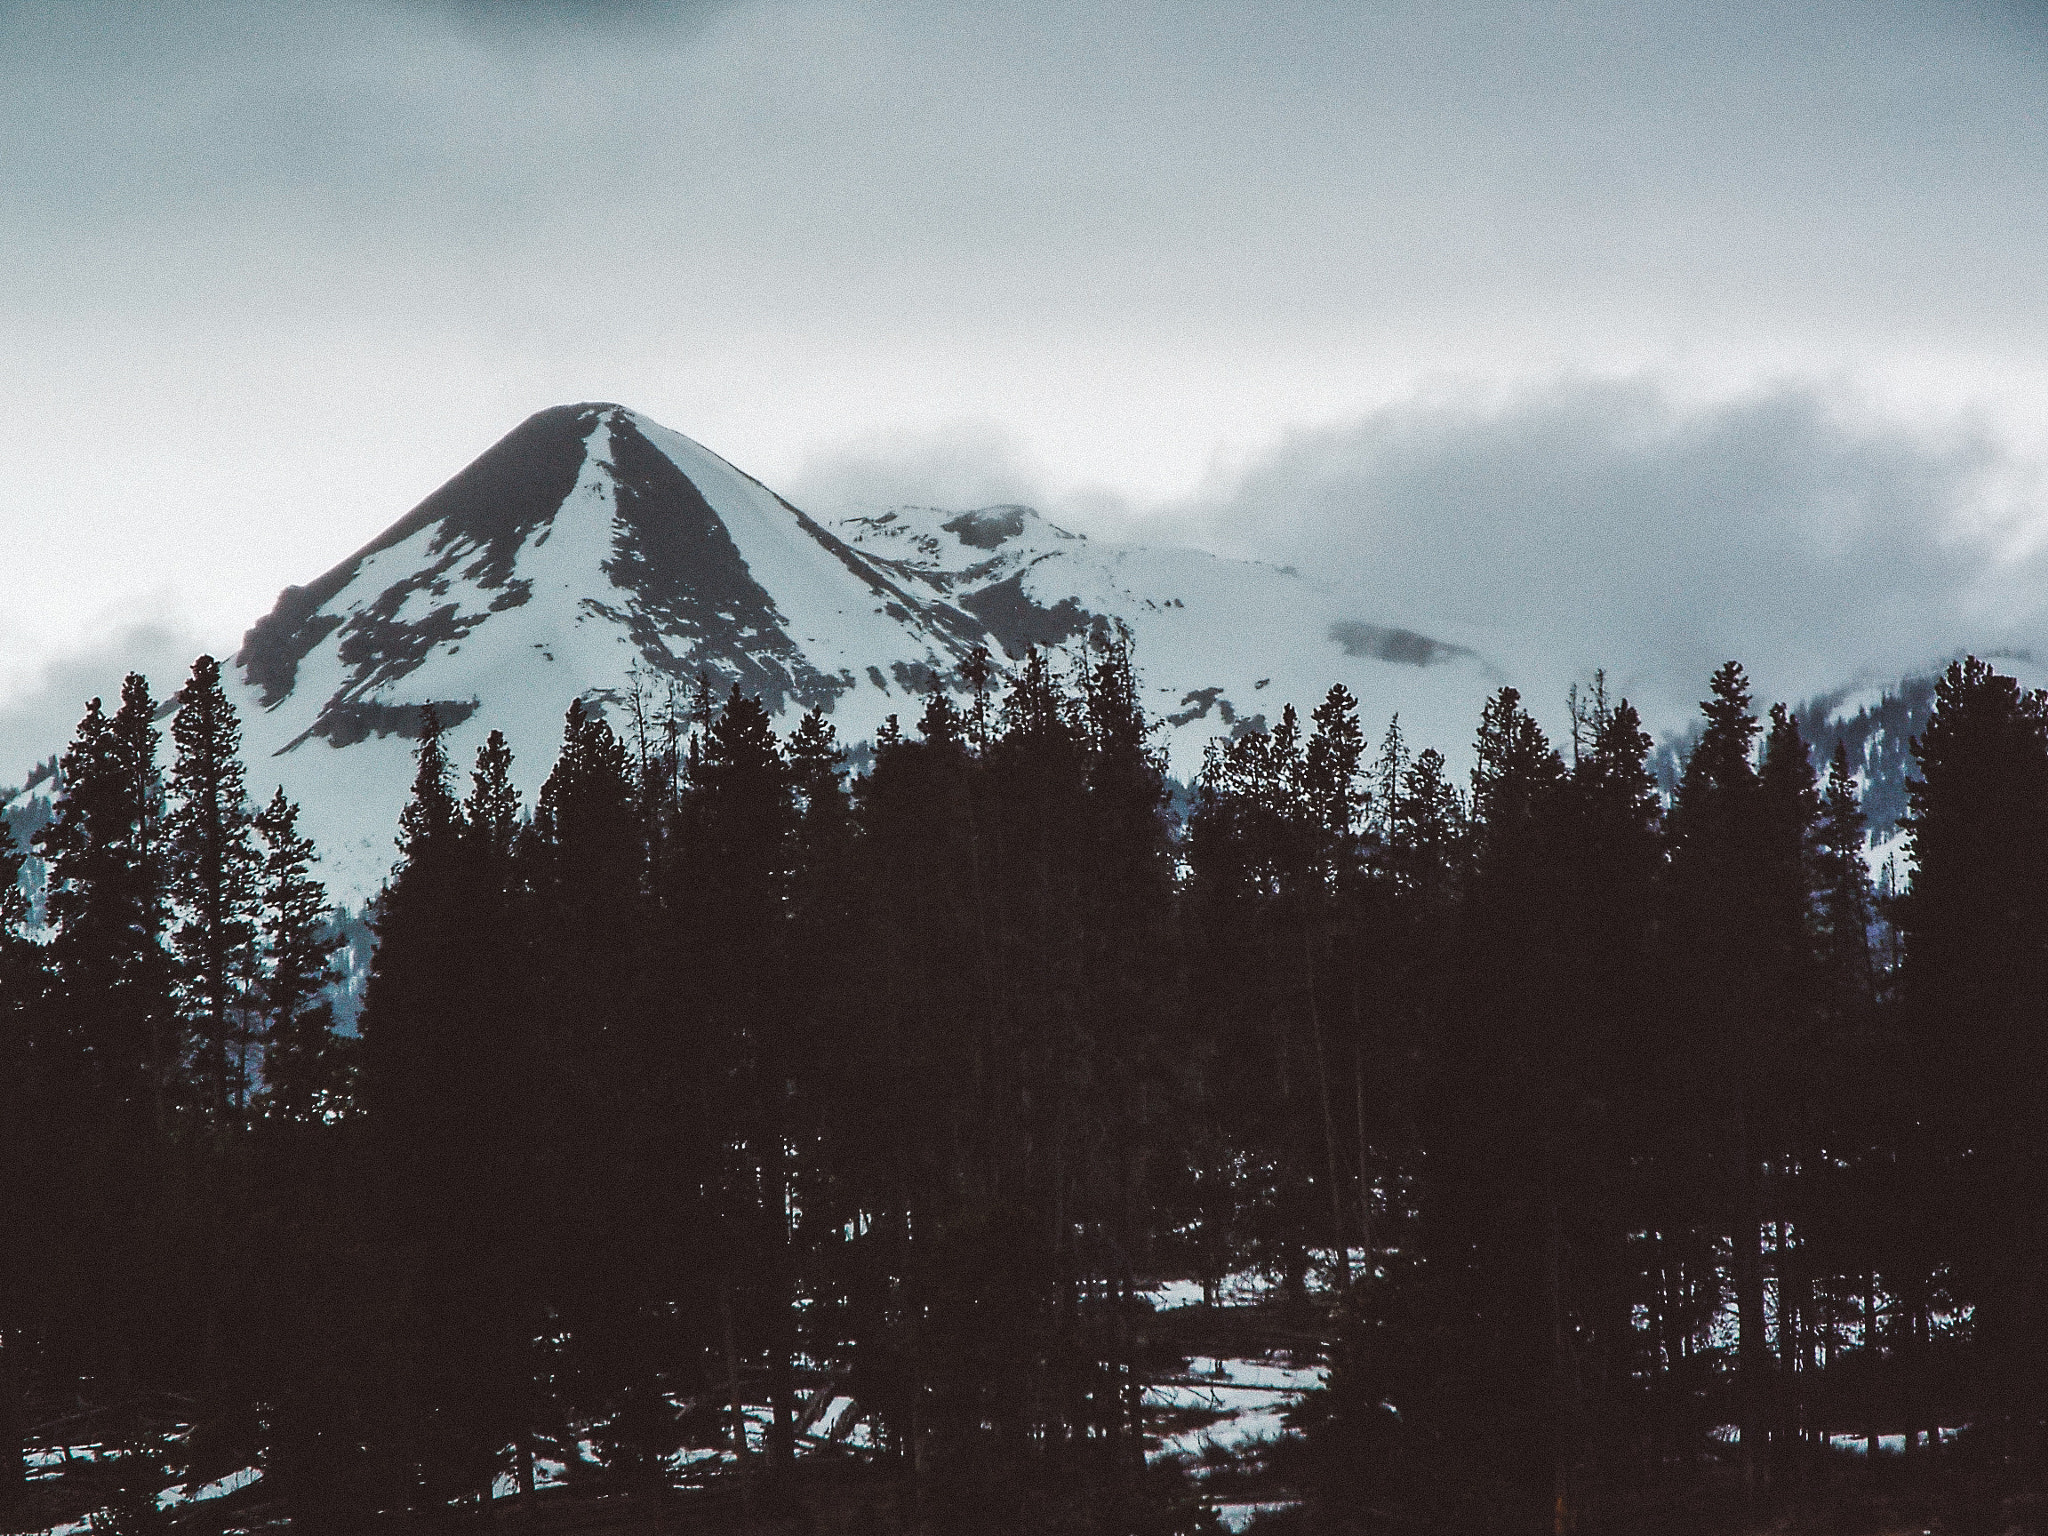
[13,404,1511,906]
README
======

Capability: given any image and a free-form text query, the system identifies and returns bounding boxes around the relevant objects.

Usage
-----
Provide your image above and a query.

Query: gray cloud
[788,422,1084,519]
[1175,380,2046,725]
[0,622,211,790]
[419,0,733,20]
[804,378,2047,732]
[9,0,2048,354]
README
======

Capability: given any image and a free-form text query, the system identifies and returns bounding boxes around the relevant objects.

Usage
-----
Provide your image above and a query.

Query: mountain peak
[196,403,1506,904]
[835,503,1084,579]
[239,403,613,708]
[235,404,982,747]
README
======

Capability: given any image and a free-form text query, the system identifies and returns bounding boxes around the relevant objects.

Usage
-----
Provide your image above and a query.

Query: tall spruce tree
[693,690,801,1482]
[532,700,671,1487]
[1898,656,2048,1459]
[168,654,263,1128]
[1814,743,1875,1011]
[252,788,346,1123]
[1667,662,1777,1494]
[38,677,174,1132]
[1306,683,1367,871]
[1756,703,1824,1476]
[1445,686,1570,1522]
[1562,676,1664,1486]
[361,707,537,1505]
[1301,685,1368,1286]
[0,813,41,1506]
[31,676,175,1391]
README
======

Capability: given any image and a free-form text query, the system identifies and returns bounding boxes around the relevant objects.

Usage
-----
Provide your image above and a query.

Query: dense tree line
[0,643,2045,1531]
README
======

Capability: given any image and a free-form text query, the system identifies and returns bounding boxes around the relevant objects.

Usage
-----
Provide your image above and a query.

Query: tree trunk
[0,1328,23,1509]
[766,1127,797,1487]
[1353,1045,1373,1282]
[1547,1187,1575,1535]
[1734,1094,1768,1501]
[1304,932,1349,1292]
[1904,1288,1930,1471]
[721,1288,753,1519]
[1774,1210,1806,1481]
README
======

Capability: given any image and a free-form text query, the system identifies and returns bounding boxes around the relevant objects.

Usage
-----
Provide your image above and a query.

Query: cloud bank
[798,377,2048,733]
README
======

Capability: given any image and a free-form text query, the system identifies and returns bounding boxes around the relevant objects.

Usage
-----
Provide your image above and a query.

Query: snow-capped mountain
[17,402,1509,904]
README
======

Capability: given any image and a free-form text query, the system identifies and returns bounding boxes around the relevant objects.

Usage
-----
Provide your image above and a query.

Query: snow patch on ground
[1142,1278,1206,1311]
[1215,1500,1302,1532]
[1826,1428,1962,1454]
[1147,1351,1326,1466]
[158,1464,261,1507]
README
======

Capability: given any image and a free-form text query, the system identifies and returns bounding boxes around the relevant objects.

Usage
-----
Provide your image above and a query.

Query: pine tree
[960,644,999,749]
[531,700,672,1489]
[1437,687,1570,1518]
[916,681,965,748]
[463,728,522,868]
[38,678,175,1128]
[360,706,466,1151]
[1300,686,1367,1290]
[788,710,846,822]
[168,655,263,1128]
[251,789,346,1123]
[1814,742,1874,1009]
[1897,656,2048,1456]
[0,812,42,1506]
[1758,703,1821,960]
[1387,746,1464,903]
[396,707,458,861]
[1467,686,1565,866]
[1561,677,1666,1466]
[1002,647,1068,743]
[1370,713,1407,848]
[691,690,800,1480]
[1306,684,1367,870]
[32,675,175,1390]
[1756,703,1827,1479]
[1666,662,1778,1494]
[360,708,529,1504]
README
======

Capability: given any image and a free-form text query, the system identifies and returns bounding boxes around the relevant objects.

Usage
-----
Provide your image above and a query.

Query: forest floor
[16,1278,2010,1535]
[1593,1456,2037,1536]
[0,1269,1329,1535]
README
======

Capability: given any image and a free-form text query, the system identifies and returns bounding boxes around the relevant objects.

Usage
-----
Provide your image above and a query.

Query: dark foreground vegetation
[2,638,2046,1534]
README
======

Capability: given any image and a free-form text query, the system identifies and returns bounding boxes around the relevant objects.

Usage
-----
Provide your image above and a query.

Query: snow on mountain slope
[833,502,1503,773]
[229,403,996,901]
[14,403,1510,907]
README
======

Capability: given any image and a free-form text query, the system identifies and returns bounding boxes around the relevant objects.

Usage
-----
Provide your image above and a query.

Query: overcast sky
[6,0,2048,766]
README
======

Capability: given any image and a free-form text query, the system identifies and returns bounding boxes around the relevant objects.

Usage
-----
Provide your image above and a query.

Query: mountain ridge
[14,403,1517,903]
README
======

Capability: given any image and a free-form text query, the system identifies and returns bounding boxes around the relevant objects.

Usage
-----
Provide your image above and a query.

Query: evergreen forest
[4,640,2048,1535]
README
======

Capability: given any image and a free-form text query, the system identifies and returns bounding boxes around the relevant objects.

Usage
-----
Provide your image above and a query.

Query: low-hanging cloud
[789,422,1057,518]
[1165,379,2038,720]
[799,378,2048,730]
[0,622,210,791]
